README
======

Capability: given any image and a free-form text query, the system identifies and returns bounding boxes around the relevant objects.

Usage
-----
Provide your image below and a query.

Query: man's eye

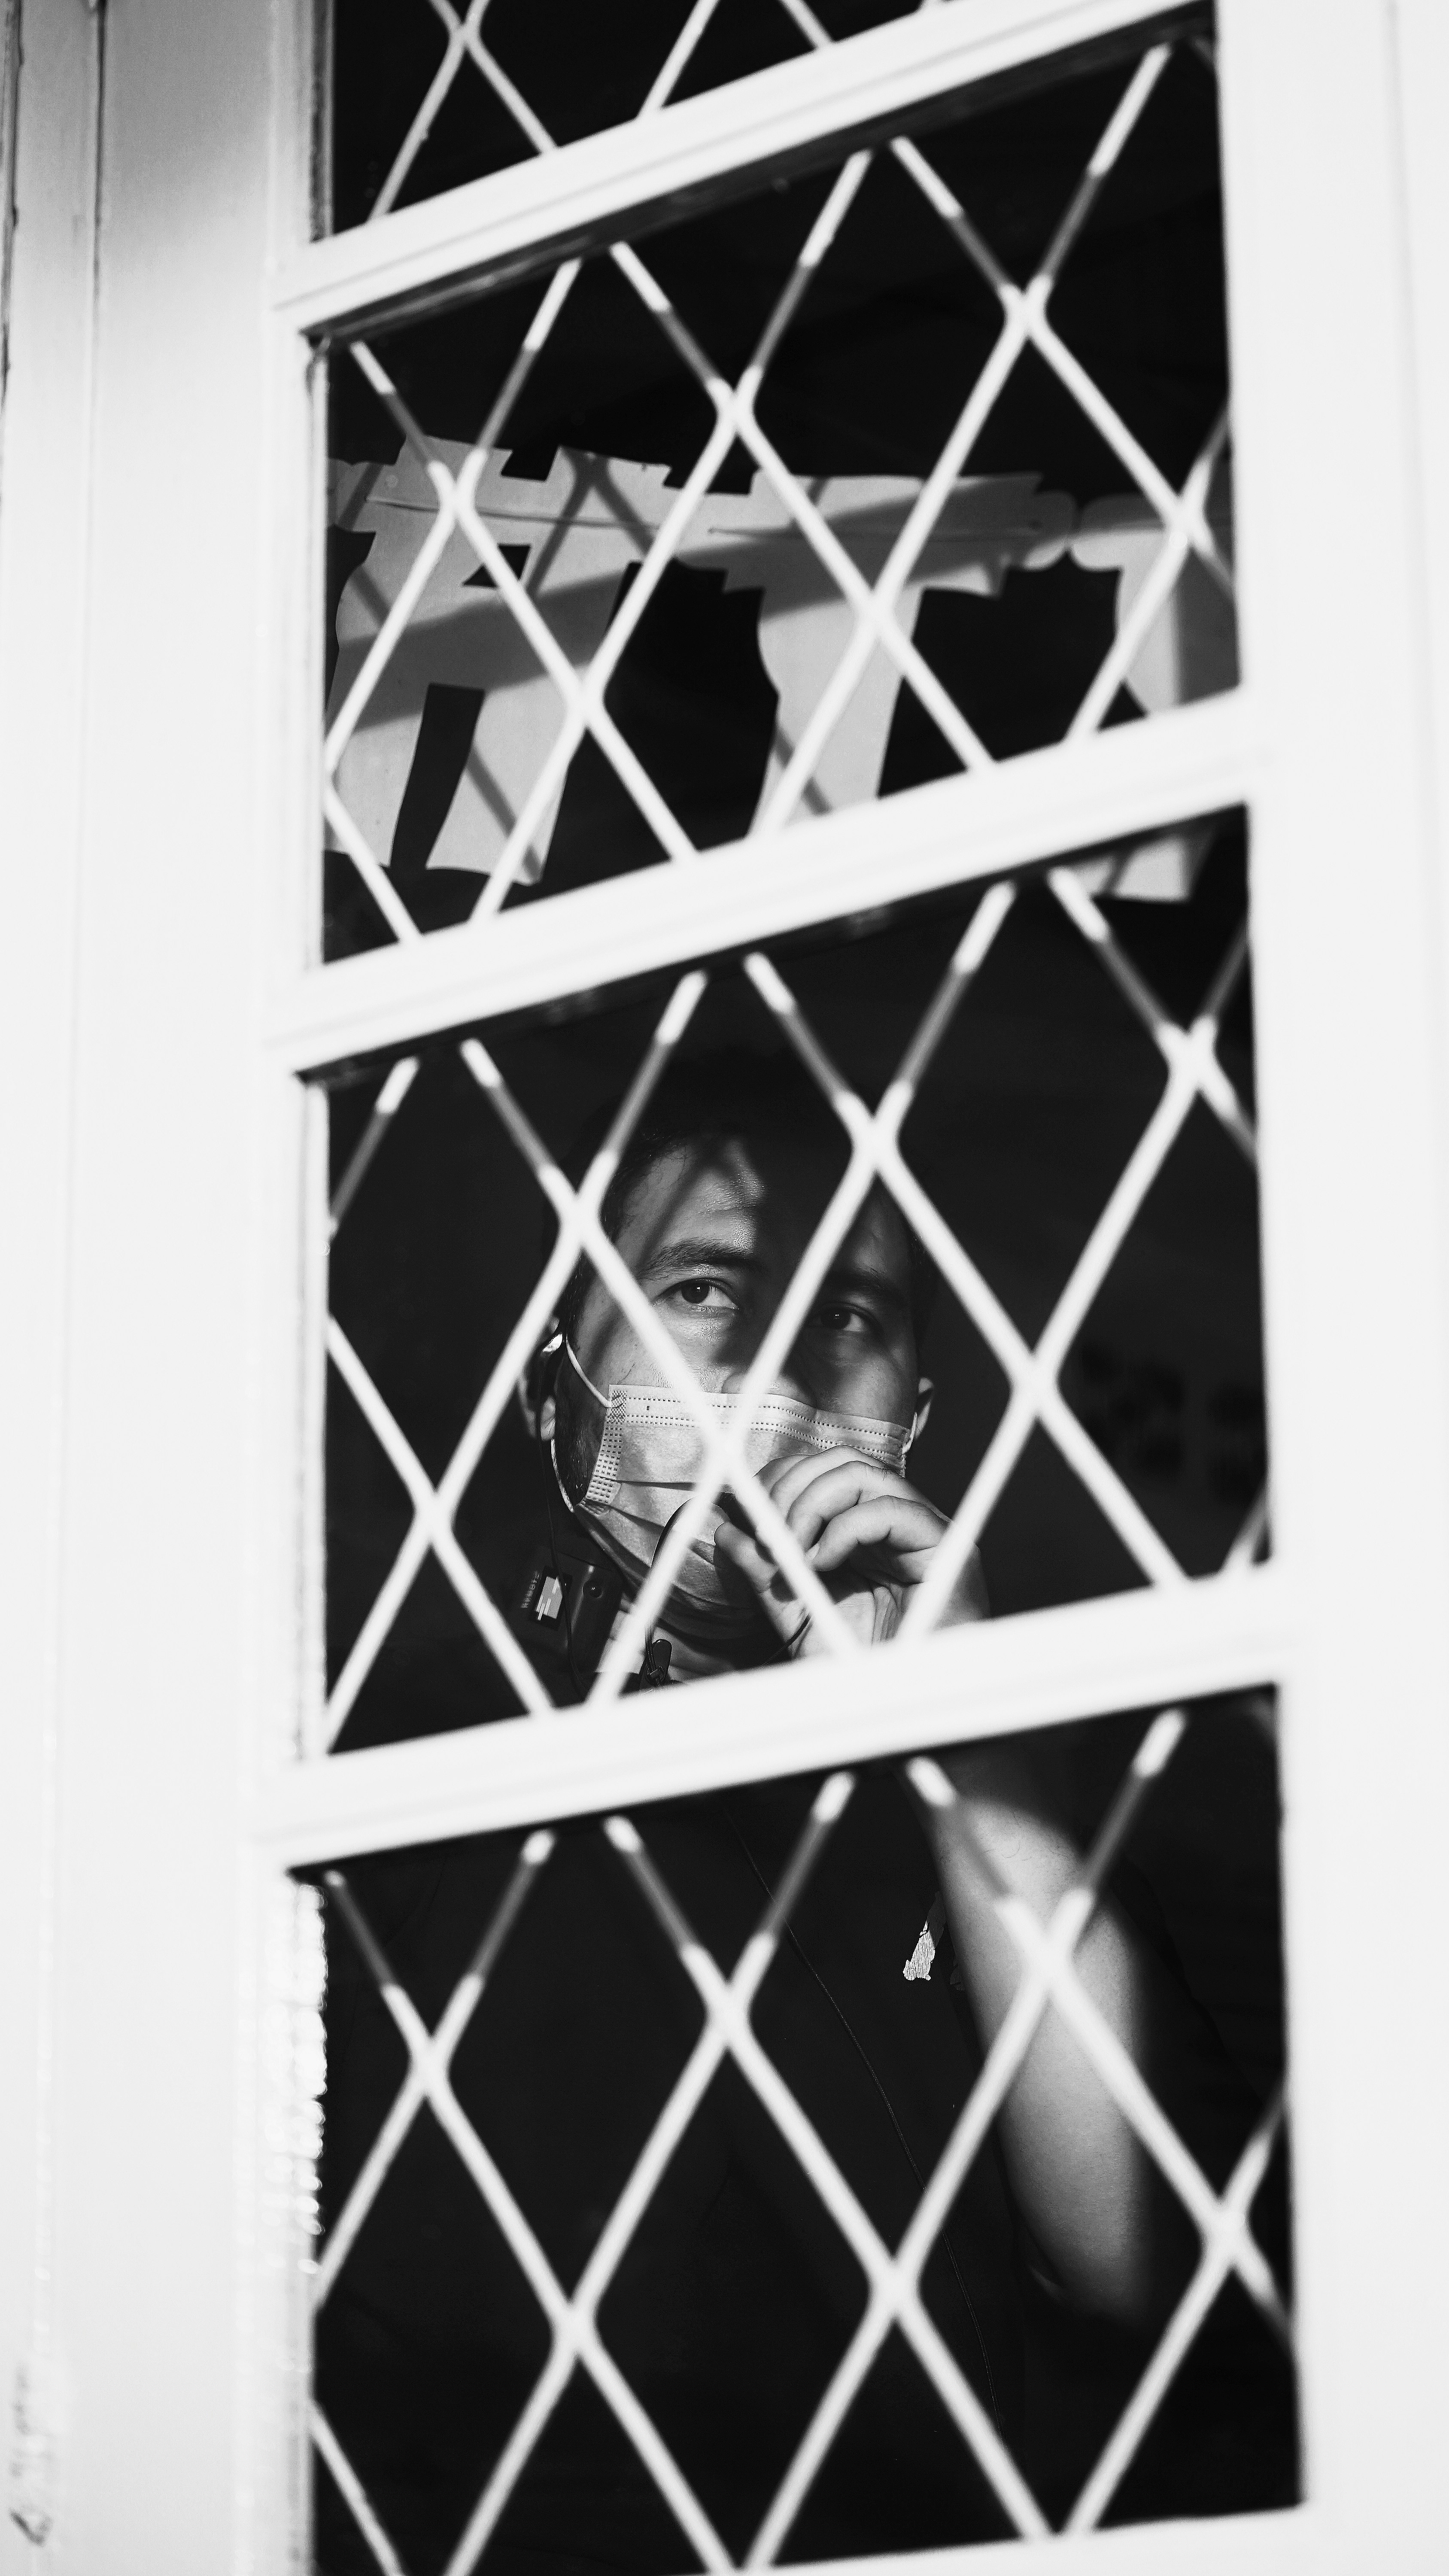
[671,1279,734,1310]
[814,1303,868,1335]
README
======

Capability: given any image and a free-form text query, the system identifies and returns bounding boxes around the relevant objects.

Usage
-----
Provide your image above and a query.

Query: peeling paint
[9,2357,61,2549]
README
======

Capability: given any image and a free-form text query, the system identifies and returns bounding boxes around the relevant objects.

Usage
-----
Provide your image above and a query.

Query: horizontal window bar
[275,0,1198,338]
[254,1561,1290,1864]
[272,690,1261,1072]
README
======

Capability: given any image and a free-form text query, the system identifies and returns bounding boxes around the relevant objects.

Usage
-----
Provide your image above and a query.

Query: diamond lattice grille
[310,1709,1291,2571]
[310,22,1280,2555]
[328,0,1176,231]
[322,28,1233,954]
[321,840,1261,1747]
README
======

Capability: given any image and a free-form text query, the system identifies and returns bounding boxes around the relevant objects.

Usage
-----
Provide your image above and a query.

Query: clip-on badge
[513,1539,623,1680]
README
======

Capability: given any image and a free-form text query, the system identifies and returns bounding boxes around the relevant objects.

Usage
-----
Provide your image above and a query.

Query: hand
[714,1448,986,1653]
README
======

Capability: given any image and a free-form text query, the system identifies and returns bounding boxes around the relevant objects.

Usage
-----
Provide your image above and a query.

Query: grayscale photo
[0,0,1444,2569]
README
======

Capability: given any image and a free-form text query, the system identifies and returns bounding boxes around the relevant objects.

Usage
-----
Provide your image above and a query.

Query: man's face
[562,1131,925,1430]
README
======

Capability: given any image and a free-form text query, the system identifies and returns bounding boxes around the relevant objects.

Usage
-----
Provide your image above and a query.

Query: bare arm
[916,1744,1159,2323]
[718,1450,1181,2323]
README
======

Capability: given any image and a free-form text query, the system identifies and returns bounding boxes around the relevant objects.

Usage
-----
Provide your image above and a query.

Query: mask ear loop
[561,1335,610,1408]
[527,1330,591,1704]
[537,1332,581,1522]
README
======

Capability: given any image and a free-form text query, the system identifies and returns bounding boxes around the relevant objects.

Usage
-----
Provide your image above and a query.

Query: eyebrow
[639,1235,909,1318]
[637,1235,769,1284]
[822,1258,910,1317]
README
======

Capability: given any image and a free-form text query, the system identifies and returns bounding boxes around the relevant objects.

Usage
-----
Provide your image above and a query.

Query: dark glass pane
[327,0,926,234]
[309,1699,1296,2568]
[318,817,1261,1750]
[320,27,1233,958]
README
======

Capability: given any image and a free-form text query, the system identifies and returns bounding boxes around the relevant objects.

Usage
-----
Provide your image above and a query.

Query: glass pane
[306,1695,1296,2568]
[321,25,1233,958]
[316,818,1261,1752]
[327,0,946,235]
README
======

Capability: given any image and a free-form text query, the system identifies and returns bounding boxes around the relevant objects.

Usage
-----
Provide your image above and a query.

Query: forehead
[617,1133,912,1280]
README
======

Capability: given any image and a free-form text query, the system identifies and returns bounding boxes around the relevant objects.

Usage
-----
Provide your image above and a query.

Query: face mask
[553,1340,915,1641]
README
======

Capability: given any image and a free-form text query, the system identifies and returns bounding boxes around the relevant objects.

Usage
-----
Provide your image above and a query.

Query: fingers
[714,1519,812,1646]
[720,1448,947,1604]
[772,1455,947,1559]
[713,1518,774,1596]
[717,1454,983,1640]
[714,1449,873,1548]
[758,1445,886,1515]
[809,1495,942,1581]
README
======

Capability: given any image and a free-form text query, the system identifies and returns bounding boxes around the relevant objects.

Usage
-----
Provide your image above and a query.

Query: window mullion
[259,1563,1291,1867]
[273,688,1262,1070]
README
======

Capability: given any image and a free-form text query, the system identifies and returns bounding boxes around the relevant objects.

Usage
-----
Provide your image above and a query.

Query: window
[302,7,1279,2564]
[1,0,1448,2567]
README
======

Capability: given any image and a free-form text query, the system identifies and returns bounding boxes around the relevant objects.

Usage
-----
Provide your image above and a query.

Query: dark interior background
[310,1704,1295,2575]
[323,27,1229,957]
[326,3,1205,232]
[330,0,929,229]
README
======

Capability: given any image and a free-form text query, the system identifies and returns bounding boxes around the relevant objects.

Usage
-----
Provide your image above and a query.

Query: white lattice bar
[273,688,1260,1069]
[742,2506,1320,2575]
[314,20,1231,967]
[1066,2089,1287,2531]
[295,17,1285,2558]
[318,1848,736,2576]
[747,1721,1185,2560]
[312,812,1252,1743]
[312,1720,1289,2570]
[312,2403,406,2576]
[257,1564,1288,1865]
[275,0,1196,336]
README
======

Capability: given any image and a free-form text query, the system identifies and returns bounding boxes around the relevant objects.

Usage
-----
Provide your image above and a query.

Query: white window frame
[1,0,1448,2567]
